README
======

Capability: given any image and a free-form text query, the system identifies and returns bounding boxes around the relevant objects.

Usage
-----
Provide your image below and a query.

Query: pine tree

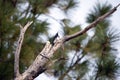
[0,0,120,80]
[85,3,120,80]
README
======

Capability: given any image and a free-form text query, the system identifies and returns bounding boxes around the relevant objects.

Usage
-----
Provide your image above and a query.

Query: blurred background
[0,0,120,80]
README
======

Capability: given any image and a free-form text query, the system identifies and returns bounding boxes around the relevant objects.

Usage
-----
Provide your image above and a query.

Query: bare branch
[70,51,78,66]
[58,53,85,80]
[64,4,120,42]
[14,21,33,78]
[14,3,120,80]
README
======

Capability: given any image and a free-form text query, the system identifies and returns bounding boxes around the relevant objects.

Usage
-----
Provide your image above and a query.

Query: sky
[35,0,120,80]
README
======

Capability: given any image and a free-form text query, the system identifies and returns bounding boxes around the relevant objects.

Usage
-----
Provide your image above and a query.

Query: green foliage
[94,56,120,80]
[0,0,49,79]
[85,28,117,56]
[86,2,112,23]
[64,23,87,51]
[58,0,78,11]
[30,0,57,14]
[73,60,89,79]
[0,0,120,80]
[84,2,120,80]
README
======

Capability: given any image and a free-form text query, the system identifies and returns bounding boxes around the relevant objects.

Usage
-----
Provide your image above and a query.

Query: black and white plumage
[51,33,59,46]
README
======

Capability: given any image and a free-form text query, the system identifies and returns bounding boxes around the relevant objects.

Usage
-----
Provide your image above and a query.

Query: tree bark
[14,21,33,79]
[14,3,120,80]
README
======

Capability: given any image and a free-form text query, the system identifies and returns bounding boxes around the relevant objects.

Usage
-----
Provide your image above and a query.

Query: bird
[50,33,59,46]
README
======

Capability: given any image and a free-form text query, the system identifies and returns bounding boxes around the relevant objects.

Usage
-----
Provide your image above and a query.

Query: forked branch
[14,3,120,80]
[14,21,33,78]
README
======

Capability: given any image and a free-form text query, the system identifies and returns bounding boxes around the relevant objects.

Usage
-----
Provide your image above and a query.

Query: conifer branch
[14,3,120,80]
[64,3,120,42]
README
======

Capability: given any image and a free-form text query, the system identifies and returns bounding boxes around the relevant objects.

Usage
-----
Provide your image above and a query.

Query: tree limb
[14,21,33,78]
[64,3,120,42]
[58,53,85,80]
[14,3,120,80]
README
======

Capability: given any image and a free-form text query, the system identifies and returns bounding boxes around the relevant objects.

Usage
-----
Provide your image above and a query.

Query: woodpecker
[51,33,59,46]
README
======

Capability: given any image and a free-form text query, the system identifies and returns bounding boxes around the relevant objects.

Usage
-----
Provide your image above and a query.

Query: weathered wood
[14,21,33,79]
[14,4,120,80]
